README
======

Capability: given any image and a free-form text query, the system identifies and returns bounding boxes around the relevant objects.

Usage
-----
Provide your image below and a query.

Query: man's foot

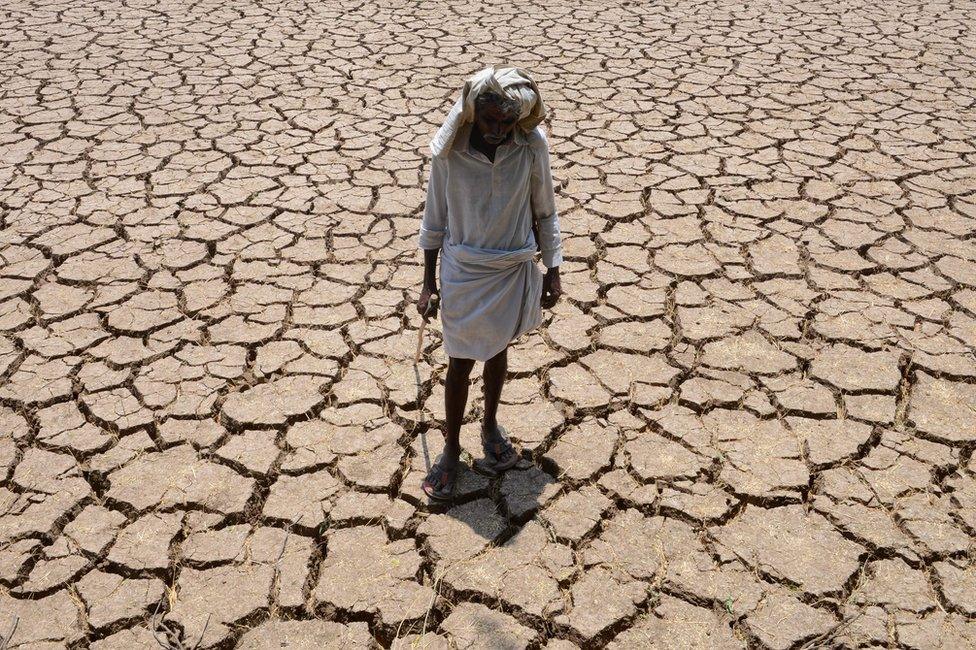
[478,424,520,474]
[422,450,459,502]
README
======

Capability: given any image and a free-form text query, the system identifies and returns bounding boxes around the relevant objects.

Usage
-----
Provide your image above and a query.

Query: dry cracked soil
[1,0,975,648]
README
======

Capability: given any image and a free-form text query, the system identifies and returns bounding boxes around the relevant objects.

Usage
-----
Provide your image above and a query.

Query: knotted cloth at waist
[442,238,538,274]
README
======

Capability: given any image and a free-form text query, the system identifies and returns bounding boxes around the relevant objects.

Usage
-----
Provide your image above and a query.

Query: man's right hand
[418,285,439,320]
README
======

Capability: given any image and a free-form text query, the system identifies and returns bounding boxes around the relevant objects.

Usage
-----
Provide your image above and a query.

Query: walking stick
[414,293,439,364]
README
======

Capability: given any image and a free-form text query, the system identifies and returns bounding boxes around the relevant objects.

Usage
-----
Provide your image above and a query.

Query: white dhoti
[439,239,543,361]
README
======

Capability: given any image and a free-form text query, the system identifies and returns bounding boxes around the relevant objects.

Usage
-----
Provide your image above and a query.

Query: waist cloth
[438,238,543,362]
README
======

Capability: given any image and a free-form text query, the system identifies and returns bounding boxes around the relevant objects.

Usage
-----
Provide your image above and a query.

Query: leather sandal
[479,425,521,474]
[422,457,458,502]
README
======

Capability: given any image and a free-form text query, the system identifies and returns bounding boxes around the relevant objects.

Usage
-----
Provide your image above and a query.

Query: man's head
[429,66,547,158]
[474,91,520,145]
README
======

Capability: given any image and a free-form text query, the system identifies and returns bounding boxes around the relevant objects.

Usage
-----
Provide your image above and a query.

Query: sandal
[422,457,458,502]
[478,424,521,475]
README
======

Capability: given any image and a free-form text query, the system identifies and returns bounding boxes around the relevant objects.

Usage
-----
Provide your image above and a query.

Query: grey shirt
[419,122,563,268]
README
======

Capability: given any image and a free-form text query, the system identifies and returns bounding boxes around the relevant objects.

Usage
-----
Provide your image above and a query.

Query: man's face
[475,103,518,145]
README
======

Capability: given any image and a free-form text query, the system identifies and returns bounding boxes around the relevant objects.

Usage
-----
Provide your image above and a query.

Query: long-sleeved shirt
[417,122,563,361]
[418,122,563,268]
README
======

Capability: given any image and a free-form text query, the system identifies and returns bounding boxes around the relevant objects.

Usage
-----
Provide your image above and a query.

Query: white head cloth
[430,65,547,158]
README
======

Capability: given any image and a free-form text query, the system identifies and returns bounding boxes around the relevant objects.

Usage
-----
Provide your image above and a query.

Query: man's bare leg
[482,346,507,442]
[441,356,475,472]
[479,346,519,471]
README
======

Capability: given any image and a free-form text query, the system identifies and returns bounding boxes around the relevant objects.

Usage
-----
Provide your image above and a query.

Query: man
[417,66,563,501]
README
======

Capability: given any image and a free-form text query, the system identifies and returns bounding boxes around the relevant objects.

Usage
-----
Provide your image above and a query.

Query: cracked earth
[1,0,975,648]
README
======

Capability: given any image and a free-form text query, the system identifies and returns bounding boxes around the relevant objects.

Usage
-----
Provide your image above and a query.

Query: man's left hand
[541,266,562,308]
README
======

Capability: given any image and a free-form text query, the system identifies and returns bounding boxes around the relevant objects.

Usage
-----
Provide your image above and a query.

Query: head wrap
[430,66,547,157]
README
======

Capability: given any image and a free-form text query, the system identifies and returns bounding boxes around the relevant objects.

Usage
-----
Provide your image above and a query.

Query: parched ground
[1,0,975,647]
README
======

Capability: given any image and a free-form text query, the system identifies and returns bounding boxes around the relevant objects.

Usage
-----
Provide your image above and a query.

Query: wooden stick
[414,320,426,364]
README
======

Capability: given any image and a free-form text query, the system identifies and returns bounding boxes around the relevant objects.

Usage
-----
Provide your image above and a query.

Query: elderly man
[417,66,563,501]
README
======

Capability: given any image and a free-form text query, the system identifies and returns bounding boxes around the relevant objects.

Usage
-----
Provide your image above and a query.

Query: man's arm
[418,248,439,318]
[418,157,447,316]
[530,132,563,308]
[422,249,438,292]
[419,156,448,252]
